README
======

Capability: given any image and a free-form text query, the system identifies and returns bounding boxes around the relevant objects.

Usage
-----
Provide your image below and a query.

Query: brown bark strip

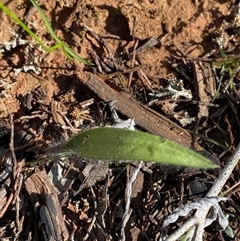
[192,61,216,120]
[25,170,69,241]
[83,74,197,149]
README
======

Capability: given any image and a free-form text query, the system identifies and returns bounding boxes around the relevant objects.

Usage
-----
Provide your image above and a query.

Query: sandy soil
[1,0,240,240]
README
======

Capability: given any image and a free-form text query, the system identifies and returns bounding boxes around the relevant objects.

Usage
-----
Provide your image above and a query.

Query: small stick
[128,39,139,87]
[9,115,17,177]
[82,24,114,60]
[163,142,240,240]
[119,161,142,241]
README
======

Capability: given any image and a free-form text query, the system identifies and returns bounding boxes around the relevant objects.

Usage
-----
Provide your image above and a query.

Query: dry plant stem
[3,116,23,234]
[106,66,141,78]
[221,180,240,196]
[164,142,240,241]
[14,172,24,241]
[100,174,111,229]
[128,39,138,87]
[0,184,14,218]
[10,115,17,177]
[92,51,104,73]
[83,24,114,59]
[119,161,142,241]
[133,35,167,56]
[83,187,97,241]
[137,66,152,90]
[67,220,77,240]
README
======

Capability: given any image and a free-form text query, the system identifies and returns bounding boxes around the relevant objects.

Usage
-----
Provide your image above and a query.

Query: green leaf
[51,127,217,169]
[224,225,234,238]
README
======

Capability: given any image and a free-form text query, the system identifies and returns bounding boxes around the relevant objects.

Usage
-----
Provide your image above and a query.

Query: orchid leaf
[48,127,217,169]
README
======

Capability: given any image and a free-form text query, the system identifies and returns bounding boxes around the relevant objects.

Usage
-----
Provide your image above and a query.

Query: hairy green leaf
[49,127,217,168]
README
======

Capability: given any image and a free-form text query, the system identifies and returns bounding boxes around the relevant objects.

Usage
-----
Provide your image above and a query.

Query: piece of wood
[192,61,216,120]
[83,74,200,150]
[25,170,69,241]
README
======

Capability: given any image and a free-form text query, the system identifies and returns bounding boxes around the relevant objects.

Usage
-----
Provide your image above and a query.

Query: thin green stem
[0,2,49,51]
[29,0,93,65]
[29,0,62,44]
[0,1,93,65]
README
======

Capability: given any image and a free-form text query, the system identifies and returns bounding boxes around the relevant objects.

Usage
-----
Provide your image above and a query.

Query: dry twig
[119,161,143,241]
[161,142,240,240]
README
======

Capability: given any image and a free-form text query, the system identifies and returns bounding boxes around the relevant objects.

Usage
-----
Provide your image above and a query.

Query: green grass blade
[51,128,218,169]
[30,0,94,65]
[30,0,62,44]
[0,2,48,51]
[63,45,94,65]
[0,1,93,65]
[188,130,228,150]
